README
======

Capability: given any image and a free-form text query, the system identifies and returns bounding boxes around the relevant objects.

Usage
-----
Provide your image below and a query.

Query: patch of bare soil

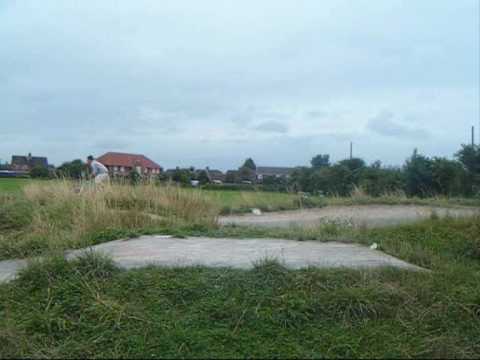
[219,205,480,228]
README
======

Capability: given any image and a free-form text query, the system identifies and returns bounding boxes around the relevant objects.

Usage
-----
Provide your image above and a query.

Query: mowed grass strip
[0,178,33,193]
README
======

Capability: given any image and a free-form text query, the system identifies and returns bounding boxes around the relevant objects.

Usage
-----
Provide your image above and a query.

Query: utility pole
[349,142,353,160]
[472,126,475,146]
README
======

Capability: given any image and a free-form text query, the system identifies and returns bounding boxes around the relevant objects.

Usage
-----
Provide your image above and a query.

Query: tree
[455,144,480,195]
[404,149,434,197]
[359,166,405,197]
[172,168,191,185]
[57,159,86,179]
[338,158,366,172]
[456,145,480,175]
[324,165,354,196]
[311,154,330,169]
[30,166,50,179]
[242,158,257,171]
[197,170,210,185]
[289,167,314,192]
[430,157,467,196]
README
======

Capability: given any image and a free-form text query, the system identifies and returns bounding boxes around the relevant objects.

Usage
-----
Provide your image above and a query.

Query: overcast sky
[1,0,479,169]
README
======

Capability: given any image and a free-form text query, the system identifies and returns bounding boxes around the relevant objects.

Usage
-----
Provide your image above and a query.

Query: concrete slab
[0,235,423,283]
[219,205,480,228]
[0,259,28,283]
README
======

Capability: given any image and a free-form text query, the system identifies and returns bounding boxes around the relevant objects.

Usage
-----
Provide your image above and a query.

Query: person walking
[87,155,110,185]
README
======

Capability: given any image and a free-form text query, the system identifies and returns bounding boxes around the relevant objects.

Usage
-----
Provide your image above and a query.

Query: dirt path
[219,205,480,228]
[0,235,424,283]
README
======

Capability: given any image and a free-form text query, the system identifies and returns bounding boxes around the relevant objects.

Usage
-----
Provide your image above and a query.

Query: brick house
[96,152,162,176]
[11,153,49,173]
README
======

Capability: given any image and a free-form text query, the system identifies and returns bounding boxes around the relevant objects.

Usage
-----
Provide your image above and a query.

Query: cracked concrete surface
[0,235,424,283]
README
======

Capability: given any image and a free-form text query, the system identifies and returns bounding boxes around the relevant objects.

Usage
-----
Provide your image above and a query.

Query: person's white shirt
[90,160,109,184]
[90,160,108,175]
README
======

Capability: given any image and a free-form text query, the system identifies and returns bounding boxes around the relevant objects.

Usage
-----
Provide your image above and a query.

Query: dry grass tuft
[0,181,219,258]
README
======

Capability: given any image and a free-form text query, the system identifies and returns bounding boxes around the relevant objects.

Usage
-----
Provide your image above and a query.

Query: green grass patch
[1,244,479,358]
[200,188,480,214]
[0,178,33,193]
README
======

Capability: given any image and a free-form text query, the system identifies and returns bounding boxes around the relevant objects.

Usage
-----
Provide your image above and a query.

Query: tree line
[52,143,480,198]
[288,145,480,197]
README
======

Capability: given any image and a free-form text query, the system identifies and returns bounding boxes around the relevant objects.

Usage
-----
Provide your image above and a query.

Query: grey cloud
[0,0,477,167]
[367,111,429,139]
[255,121,289,134]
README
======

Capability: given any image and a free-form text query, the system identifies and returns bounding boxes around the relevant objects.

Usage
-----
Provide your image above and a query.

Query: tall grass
[0,181,219,259]
[203,190,327,214]
[1,180,479,259]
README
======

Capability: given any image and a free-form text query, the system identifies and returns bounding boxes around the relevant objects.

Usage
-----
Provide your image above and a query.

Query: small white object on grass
[370,243,378,250]
[252,208,262,216]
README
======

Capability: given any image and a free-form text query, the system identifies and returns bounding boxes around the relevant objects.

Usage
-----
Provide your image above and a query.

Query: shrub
[29,166,50,179]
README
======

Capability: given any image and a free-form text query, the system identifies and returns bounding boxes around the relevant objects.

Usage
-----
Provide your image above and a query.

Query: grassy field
[0,216,479,358]
[0,178,33,193]
[2,178,480,214]
[1,180,479,261]
[0,181,479,357]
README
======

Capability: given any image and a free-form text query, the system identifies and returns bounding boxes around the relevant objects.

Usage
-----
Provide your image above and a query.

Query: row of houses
[2,152,296,183]
[0,153,53,176]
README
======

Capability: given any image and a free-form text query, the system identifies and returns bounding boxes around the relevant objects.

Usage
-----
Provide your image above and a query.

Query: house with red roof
[96,152,162,176]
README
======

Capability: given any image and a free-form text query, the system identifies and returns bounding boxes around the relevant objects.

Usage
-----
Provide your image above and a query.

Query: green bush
[29,166,50,179]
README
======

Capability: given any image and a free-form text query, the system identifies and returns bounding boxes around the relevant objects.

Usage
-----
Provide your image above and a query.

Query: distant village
[0,151,296,186]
